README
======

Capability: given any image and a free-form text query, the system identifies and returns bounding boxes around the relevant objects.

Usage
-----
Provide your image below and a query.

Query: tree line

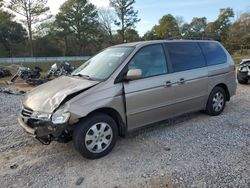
[0,0,249,58]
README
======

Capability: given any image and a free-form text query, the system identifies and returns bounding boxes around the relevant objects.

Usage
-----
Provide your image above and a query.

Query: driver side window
[128,44,168,79]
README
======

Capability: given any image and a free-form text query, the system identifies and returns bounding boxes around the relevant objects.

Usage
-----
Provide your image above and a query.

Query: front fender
[68,95,126,124]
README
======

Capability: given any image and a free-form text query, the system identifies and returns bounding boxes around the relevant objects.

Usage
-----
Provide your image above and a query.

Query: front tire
[73,113,118,159]
[206,87,226,116]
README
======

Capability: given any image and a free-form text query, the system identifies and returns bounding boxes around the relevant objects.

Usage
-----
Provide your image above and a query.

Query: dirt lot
[0,83,249,188]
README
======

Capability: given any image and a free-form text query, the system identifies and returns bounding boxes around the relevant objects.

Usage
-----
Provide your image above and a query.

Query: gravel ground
[0,84,249,188]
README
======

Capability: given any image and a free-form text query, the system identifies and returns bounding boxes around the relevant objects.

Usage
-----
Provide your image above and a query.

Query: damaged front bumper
[18,115,36,136]
[18,113,70,144]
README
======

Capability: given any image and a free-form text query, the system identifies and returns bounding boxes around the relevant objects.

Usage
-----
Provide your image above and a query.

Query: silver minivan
[18,40,237,159]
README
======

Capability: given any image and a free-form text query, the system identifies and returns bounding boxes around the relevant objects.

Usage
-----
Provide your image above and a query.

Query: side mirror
[125,69,142,81]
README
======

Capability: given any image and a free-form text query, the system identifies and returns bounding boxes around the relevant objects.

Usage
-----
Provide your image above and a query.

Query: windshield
[72,47,134,80]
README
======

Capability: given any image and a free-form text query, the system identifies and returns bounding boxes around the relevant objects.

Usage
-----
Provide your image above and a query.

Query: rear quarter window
[199,42,227,66]
[165,42,206,72]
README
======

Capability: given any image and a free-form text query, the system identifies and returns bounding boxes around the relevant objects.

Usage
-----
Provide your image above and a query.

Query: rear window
[165,42,206,72]
[199,42,227,66]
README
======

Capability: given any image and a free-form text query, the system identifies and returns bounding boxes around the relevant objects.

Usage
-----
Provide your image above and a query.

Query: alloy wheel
[212,92,225,112]
[85,122,113,153]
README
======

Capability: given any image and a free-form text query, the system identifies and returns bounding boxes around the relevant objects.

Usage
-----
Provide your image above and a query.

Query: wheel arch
[213,83,230,101]
[87,107,127,137]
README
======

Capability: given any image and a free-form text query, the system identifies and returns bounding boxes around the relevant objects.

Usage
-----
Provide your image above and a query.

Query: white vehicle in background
[237,59,250,84]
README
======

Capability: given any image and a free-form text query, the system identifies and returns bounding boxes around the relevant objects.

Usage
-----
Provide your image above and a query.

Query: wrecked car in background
[11,66,42,83]
[0,68,12,78]
[237,59,250,84]
[18,40,237,159]
[10,62,75,86]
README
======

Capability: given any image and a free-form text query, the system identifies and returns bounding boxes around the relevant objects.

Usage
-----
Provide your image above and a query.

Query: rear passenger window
[165,42,206,72]
[199,42,227,66]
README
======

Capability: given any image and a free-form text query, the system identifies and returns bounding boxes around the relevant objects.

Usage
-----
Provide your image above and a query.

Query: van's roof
[113,40,218,48]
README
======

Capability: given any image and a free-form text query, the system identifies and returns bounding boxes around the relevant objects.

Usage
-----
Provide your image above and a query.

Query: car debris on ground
[75,177,84,185]
[0,68,12,78]
[0,62,76,94]
[10,66,42,84]
[9,164,18,170]
[0,87,26,95]
[10,62,75,86]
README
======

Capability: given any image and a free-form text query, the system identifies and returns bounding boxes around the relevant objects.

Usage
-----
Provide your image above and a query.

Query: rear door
[165,42,208,115]
[123,44,176,130]
[199,42,236,95]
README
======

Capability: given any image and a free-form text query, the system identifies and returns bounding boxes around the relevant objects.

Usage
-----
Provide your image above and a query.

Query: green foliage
[8,0,51,56]
[8,0,51,25]
[34,35,63,57]
[55,0,99,55]
[227,12,250,53]
[0,1,249,58]
[205,8,234,41]
[146,14,181,39]
[0,2,27,57]
[98,8,115,45]
[143,30,157,40]
[125,29,141,42]
[110,0,140,42]
[181,17,207,39]
[191,17,207,35]
[115,28,140,43]
[216,8,234,31]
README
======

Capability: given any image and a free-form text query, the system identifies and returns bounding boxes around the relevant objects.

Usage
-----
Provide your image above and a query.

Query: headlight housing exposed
[52,112,70,125]
[51,105,71,125]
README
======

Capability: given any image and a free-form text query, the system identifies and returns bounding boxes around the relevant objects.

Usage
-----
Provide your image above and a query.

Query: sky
[47,0,250,36]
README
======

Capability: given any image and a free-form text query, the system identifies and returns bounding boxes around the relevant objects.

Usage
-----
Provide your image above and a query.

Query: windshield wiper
[72,74,93,80]
[72,74,83,77]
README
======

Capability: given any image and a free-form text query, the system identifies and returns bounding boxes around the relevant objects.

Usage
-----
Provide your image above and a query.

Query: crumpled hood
[23,76,99,113]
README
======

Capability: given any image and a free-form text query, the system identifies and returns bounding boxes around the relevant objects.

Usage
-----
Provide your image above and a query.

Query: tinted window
[199,42,227,66]
[166,42,206,72]
[128,44,168,78]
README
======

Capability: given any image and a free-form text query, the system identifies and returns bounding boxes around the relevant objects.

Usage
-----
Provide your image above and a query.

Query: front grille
[21,107,33,118]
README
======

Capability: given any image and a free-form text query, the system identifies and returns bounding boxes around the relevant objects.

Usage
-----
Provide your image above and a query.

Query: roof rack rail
[166,37,216,41]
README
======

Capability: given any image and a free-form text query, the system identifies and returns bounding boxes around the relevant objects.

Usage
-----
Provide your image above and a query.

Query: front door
[123,44,176,130]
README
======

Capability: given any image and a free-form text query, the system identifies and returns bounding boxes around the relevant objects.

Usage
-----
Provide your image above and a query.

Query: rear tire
[206,87,226,116]
[73,113,118,159]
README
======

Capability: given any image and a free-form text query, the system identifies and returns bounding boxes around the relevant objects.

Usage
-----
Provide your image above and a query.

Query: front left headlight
[51,105,71,125]
[52,112,70,125]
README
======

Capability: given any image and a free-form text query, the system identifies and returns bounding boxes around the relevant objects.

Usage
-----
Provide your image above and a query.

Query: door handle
[177,78,185,84]
[165,81,172,87]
